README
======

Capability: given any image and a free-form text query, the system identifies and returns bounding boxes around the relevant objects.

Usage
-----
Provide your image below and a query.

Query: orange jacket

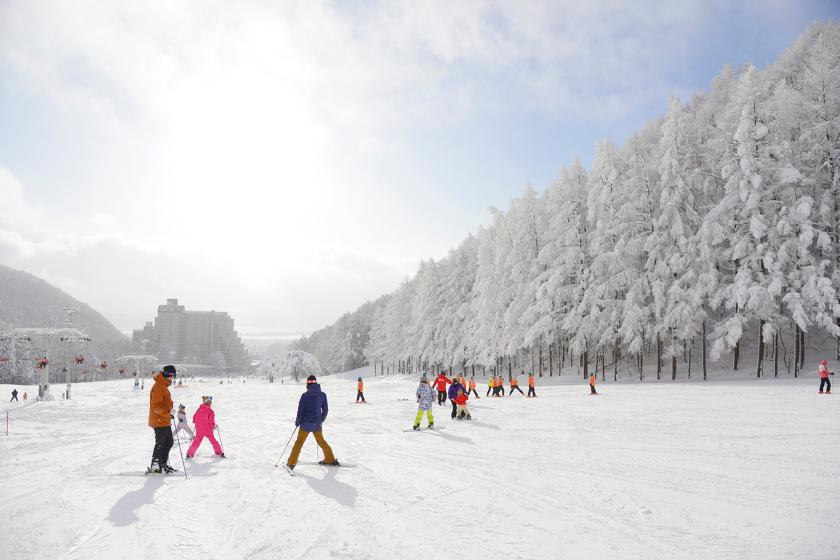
[497,377,504,386]
[148,373,173,428]
[528,375,535,387]
[589,374,596,386]
[357,380,364,391]
[510,378,519,386]
[468,379,476,389]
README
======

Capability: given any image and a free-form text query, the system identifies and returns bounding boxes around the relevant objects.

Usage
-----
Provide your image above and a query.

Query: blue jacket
[448,382,464,400]
[416,383,435,410]
[296,383,329,432]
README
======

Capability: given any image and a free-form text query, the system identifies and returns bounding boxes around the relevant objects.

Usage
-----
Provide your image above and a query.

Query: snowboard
[403,426,446,432]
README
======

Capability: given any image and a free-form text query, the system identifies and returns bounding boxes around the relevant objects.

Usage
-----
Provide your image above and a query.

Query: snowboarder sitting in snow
[356,377,366,403]
[173,404,195,440]
[413,374,435,430]
[186,396,224,458]
[453,389,471,420]
[818,359,833,394]
[434,371,451,405]
[286,375,339,472]
[448,376,466,419]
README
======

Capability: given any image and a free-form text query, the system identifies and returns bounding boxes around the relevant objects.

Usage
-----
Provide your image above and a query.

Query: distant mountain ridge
[0,263,126,342]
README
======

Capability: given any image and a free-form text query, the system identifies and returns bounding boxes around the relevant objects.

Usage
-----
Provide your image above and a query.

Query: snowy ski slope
[1,374,838,560]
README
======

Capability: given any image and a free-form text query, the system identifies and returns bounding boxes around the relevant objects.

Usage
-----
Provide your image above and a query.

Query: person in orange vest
[433,371,451,405]
[356,377,366,403]
[527,373,537,398]
[589,372,598,395]
[458,373,468,392]
[497,375,506,397]
[508,374,525,396]
[468,374,480,398]
[148,365,177,474]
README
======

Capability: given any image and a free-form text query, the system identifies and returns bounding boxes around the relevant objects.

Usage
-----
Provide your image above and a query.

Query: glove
[170,414,175,419]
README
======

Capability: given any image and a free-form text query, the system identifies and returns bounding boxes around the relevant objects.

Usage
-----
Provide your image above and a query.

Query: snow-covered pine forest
[294,23,840,380]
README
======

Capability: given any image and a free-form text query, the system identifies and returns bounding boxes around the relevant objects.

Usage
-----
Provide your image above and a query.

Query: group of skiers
[147,366,338,475]
[143,359,834,474]
[8,388,27,402]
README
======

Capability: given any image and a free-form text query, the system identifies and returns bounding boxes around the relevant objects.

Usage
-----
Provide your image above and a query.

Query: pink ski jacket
[192,403,216,434]
[819,360,830,379]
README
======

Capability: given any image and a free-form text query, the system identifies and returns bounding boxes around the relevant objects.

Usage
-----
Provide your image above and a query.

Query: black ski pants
[590,385,598,395]
[356,391,366,402]
[451,400,459,419]
[152,426,174,467]
[527,386,536,397]
[486,386,493,396]
[10,394,18,402]
[820,378,831,392]
[437,390,447,405]
[509,385,524,395]
[469,388,479,398]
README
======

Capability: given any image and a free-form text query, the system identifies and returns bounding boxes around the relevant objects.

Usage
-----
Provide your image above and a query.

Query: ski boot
[318,459,341,466]
[162,464,178,474]
[413,424,420,430]
[428,422,434,430]
[147,461,163,474]
[217,453,226,458]
[466,414,472,420]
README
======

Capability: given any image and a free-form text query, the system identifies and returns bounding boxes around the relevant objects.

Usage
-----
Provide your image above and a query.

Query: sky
[1,0,838,338]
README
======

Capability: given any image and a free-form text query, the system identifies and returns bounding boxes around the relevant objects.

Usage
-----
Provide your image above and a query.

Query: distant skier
[413,374,435,430]
[527,373,537,398]
[508,374,525,396]
[173,404,195,441]
[453,389,471,420]
[186,396,224,458]
[148,365,177,474]
[22,391,28,401]
[589,372,598,395]
[286,375,339,472]
[448,376,466,419]
[468,375,480,399]
[818,360,833,394]
[487,375,495,397]
[356,377,366,403]
[10,388,18,402]
[434,372,451,405]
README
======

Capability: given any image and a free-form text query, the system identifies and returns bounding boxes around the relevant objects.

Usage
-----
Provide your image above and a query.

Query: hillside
[0,264,127,343]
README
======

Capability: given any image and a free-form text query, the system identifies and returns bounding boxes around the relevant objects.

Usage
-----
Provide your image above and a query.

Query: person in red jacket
[453,389,471,420]
[818,360,833,394]
[433,372,451,406]
[468,375,480,399]
[589,372,598,395]
[356,377,366,403]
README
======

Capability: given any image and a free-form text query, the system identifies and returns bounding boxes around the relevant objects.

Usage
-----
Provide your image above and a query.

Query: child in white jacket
[173,404,195,440]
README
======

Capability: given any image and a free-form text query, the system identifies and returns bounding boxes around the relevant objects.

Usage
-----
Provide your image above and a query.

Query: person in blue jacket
[448,376,465,419]
[286,375,340,471]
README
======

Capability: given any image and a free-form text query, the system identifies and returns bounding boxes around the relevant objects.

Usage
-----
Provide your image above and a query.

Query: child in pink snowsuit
[818,360,833,394]
[186,396,225,458]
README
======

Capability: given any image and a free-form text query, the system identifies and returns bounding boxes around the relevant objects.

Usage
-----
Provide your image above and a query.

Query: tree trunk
[539,337,543,377]
[799,328,806,369]
[583,347,589,379]
[733,339,740,371]
[639,352,644,381]
[507,356,512,380]
[756,320,765,378]
[613,339,619,382]
[549,343,553,377]
[656,334,662,380]
[773,331,779,378]
[687,339,692,379]
[794,324,800,378]
[702,322,707,381]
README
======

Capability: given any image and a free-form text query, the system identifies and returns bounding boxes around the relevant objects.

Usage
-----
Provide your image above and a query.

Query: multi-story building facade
[133,299,250,372]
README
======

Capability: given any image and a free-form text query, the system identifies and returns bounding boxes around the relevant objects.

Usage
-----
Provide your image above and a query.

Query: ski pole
[215,425,225,455]
[275,427,298,467]
[172,416,188,479]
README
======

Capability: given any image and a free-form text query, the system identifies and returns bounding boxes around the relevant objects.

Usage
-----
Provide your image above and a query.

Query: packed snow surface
[1,374,838,560]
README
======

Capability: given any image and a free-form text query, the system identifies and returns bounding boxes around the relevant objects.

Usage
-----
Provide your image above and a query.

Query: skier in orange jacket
[589,372,597,395]
[527,373,537,398]
[509,374,525,396]
[468,375,480,398]
[356,377,366,403]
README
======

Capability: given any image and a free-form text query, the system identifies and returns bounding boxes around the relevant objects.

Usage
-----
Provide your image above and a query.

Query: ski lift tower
[59,307,91,400]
